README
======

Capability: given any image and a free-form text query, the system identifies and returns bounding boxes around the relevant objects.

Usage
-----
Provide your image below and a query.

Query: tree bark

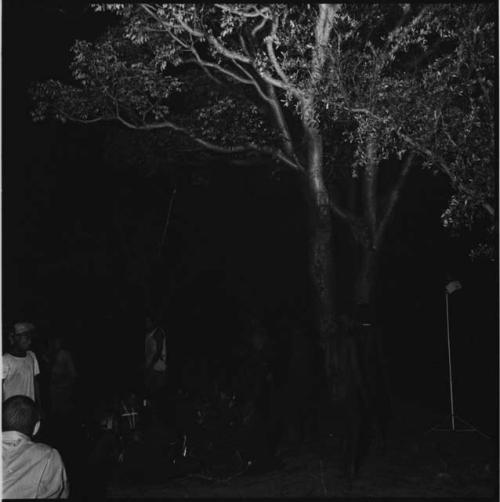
[300,3,339,391]
[301,120,337,385]
[354,244,379,306]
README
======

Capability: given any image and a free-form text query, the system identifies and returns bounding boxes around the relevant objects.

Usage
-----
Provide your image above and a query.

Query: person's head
[9,322,35,353]
[49,335,64,352]
[2,395,41,437]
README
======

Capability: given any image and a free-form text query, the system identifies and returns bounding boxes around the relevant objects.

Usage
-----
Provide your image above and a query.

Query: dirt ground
[107,400,497,498]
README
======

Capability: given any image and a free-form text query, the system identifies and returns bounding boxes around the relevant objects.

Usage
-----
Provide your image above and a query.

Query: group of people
[139,310,389,477]
[2,308,391,497]
[3,322,74,498]
[137,314,323,472]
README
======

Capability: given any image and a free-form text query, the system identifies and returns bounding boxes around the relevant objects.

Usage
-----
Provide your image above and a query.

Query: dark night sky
[3,3,498,433]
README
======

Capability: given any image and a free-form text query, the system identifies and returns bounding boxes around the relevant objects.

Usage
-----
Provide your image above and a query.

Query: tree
[32,3,495,384]
[316,3,496,305]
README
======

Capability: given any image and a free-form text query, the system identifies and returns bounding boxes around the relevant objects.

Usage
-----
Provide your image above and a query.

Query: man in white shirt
[2,395,69,498]
[3,322,41,404]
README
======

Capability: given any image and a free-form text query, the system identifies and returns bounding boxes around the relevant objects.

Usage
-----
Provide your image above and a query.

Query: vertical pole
[445,292,456,431]
[158,186,177,258]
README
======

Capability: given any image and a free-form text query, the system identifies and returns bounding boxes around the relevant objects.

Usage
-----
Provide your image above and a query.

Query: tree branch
[186,56,253,86]
[140,4,184,38]
[239,34,252,58]
[170,11,204,38]
[187,50,224,86]
[64,104,301,171]
[141,4,252,66]
[386,6,429,61]
[384,4,412,46]
[398,132,495,217]
[265,82,302,169]
[141,4,290,97]
[206,34,252,64]
[264,17,296,93]
[329,45,351,109]
[258,71,290,91]
[375,151,415,248]
[311,4,339,86]
[252,16,270,37]
[57,109,108,124]
[345,106,494,218]
[214,4,269,19]
[329,198,360,227]
[363,134,379,239]
[231,60,273,103]
[299,5,340,130]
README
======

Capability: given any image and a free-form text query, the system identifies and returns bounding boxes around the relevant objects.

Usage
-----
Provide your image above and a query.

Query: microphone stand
[426,289,491,439]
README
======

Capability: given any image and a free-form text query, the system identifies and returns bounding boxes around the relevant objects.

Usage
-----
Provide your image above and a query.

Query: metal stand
[158,185,177,257]
[426,291,491,440]
[428,415,491,439]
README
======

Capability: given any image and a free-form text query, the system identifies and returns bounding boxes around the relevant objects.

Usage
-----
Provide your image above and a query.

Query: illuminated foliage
[32,4,495,246]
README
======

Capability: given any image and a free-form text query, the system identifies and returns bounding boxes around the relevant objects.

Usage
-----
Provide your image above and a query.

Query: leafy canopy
[32,3,495,237]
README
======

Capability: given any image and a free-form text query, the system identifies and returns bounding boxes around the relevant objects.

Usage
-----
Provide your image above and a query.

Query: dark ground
[105,400,496,498]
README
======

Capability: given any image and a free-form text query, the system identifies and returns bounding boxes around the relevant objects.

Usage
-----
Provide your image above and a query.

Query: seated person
[3,395,69,499]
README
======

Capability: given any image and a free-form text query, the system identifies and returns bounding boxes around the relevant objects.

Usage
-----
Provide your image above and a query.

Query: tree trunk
[307,171,336,345]
[354,244,379,307]
[352,240,393,453]
[302,124,337,385]
[300,2,339,393]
